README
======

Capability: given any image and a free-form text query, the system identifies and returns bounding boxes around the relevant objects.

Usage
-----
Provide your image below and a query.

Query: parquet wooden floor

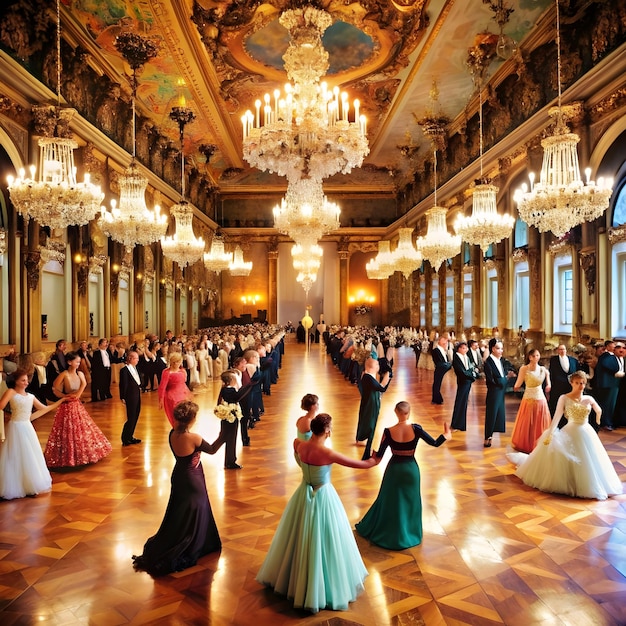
[1,341,625,626]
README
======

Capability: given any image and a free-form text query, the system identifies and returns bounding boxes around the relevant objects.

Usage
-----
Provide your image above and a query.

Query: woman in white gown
[509,371,622,500]
[0,369,63,500]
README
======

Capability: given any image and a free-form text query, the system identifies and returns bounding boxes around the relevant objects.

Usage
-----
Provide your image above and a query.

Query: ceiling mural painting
[2,0,582,222]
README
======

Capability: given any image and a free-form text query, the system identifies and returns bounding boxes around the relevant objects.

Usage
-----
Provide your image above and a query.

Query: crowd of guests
[321,323,622,503]
[0,323,287,498]
[0,322,623,615]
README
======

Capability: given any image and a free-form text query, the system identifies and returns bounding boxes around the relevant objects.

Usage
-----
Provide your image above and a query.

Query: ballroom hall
[1,341,625,625]
[2,0,626,622]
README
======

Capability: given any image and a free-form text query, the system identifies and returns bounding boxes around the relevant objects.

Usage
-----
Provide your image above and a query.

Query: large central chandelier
[273,178,340,244]
[416,150,460,271]
[454,87,514,252]
[241,6,368,184]
[6,0,103,230]
[161,104,205,268]
[391,228,422,279]
[99,32,167,252]
[515,0,612,237]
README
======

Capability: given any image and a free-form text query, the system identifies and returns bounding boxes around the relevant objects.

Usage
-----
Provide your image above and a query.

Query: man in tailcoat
[431,332,452,404]
[548,344,581,416]
[119,350,142,446]
[483,338,514,447]
[594,340,623,431]
[450,342,477,432]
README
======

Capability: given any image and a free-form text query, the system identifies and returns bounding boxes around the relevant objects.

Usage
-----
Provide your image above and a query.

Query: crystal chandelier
[366,240,394,280]
[204,233,232,273]
[417,207,461,271]
[292,242,323,296]
[514,1,612,237]
[416,150,460,271]
[229,245,253,277]
[241,6,368,184]
[99,32,167,252]
[391,228,422,279]
[273,178,340,244]
[6,0,103,230]
[161,104,205,268]
[454,88,514,252]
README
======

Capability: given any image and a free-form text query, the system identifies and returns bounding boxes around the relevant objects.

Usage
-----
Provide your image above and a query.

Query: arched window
[612,180,626,227]
[514,218,528,248]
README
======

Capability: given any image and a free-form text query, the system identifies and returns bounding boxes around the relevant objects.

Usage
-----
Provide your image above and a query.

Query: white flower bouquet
[214,402,243,423]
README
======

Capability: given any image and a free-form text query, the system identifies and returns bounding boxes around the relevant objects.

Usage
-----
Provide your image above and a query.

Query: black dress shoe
[122,441,132,447]
[248,422,255,429]
[130,438,142,444]
[225,463,242,470]
[242,439,250,446]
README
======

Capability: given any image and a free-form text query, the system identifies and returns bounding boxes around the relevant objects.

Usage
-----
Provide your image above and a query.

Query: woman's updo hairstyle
[301,393,319,411]
[173,400,199,425]
[568,370,588,384]
[311,413,332,435]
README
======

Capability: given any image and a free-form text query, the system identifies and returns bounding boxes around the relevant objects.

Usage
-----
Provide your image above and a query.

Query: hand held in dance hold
[356,401,451,550]
[257,413,376,614]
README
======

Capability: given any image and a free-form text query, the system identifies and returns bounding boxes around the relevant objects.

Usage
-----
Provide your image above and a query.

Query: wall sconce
[241,295,260,306]
[348,290,376,305]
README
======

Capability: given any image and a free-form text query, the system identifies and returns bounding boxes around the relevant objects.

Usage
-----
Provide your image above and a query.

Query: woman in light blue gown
[257,413,375,613]
[295,393,318,441]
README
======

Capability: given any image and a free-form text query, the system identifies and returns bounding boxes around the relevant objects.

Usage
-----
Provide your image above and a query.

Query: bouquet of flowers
[214,402,243,423]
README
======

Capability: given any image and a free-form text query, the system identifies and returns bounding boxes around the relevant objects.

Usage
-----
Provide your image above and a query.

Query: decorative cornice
[608,224,626,245]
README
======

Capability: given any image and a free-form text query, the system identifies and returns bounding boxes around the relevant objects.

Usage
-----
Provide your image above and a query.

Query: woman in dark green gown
[356,401,451,550]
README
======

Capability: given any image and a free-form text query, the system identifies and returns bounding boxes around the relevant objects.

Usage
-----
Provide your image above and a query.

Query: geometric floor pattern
[1,340,625,625]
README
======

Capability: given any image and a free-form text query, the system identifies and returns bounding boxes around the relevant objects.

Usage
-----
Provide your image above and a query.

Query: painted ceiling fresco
[60,0,553,192]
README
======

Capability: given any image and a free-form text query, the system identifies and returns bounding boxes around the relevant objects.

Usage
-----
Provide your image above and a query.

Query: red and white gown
[44,380,111,468]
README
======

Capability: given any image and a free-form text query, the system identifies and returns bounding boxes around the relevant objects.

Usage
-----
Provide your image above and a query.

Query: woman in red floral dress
[44,352,112,468]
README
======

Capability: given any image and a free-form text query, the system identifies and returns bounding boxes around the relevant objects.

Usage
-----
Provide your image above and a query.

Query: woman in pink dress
[510,349,552,453]
[44,352,112,468]
[158,352,191,428]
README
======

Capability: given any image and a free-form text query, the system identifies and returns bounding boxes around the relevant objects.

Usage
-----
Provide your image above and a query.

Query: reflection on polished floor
[1,341,625,625]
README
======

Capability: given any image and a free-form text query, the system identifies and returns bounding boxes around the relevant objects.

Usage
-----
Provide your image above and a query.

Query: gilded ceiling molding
[548,240,573,258]
[88,254,107,277]
[608,224,626,245]
[512,247,528,263]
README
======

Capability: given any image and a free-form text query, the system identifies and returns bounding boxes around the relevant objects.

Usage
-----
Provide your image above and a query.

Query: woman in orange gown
[510,349,552,453]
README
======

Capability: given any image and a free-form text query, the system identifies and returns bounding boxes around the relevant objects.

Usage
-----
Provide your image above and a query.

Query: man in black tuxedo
[119,350,142,446]
[594,340,624,431]
[483,338,514,447]
[431,332,452,404]
[468,339,483,375]
[548,344,580,417]
[91,337,116,402]
[450,342,477,431]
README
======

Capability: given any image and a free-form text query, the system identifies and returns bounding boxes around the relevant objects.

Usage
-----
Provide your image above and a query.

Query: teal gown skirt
[356,456,423,550]
[256,462,368,613]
